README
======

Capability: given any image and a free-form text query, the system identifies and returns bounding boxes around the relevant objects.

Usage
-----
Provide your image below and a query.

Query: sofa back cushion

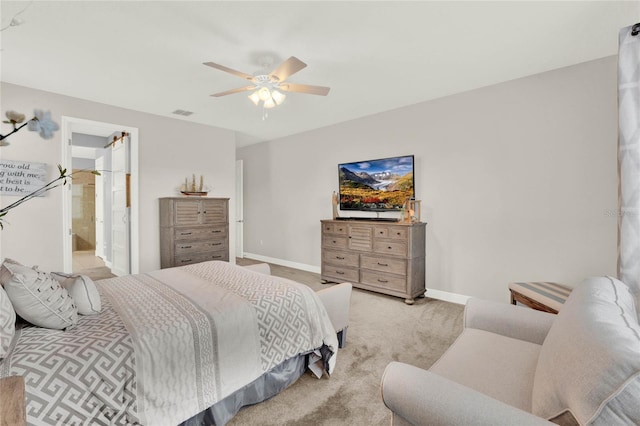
[532,276,640,424]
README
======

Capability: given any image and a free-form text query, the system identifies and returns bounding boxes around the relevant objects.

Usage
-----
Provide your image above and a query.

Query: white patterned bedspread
[0,261,338,425]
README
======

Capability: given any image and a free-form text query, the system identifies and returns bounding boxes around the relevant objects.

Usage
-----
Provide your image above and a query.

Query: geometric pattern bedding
[0,294,138,425]
[0,261,337,426]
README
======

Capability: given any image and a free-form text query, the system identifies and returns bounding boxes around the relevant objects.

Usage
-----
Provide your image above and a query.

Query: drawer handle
[211,242,222,246]
[377,262,388,267]
[336,271,345,275]
[336,256,345,260]
[181,259,192,263]
[182,245,192,249]
[379,231,384,234]
[212,230,222,233]
[212,255,222,259]
[338,228,344,232]
[396,232,402,236]
[180,232,192,236]
[378,279,389,283]
[332,240,337,243]
[387,246,393,250]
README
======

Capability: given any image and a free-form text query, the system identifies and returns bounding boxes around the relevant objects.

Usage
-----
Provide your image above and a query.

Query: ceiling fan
[203,56,330,109]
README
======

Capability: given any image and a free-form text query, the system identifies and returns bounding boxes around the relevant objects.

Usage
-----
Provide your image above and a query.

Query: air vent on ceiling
[172,109,194,116]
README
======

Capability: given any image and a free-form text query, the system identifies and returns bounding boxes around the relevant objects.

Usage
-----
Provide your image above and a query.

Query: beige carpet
[231,258,464,426]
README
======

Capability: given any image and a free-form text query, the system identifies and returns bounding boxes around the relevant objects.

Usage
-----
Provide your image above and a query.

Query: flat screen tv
[339,154,414,211]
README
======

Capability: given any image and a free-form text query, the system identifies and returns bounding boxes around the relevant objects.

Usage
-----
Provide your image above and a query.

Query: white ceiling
[1,1,638,147]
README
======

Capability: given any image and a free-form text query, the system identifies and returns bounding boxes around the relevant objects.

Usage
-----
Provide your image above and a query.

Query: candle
[199,175,204,192]
[192,174,196,191]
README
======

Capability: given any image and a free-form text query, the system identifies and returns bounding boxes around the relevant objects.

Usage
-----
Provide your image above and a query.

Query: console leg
[404,298,415,305]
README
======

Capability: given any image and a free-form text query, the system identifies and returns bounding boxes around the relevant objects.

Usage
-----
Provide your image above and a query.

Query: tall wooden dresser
[321,219,426,304]
[159,197,229,268]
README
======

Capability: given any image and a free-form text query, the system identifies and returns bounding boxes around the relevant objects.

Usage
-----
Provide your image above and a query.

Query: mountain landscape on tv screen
[339,163,414,211]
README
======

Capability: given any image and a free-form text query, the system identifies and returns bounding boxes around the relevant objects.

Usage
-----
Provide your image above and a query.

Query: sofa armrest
[464,298,556,345]
[381,362,553,426]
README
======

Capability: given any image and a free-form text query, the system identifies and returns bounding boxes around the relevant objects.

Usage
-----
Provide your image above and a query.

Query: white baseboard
[425,288,470,305]
[242,252,469,305]
[243,253,321,274]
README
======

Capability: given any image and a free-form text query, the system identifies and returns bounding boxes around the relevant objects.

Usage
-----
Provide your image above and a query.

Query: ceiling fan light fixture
[272,90,286,105]
[248,91,260,106]
[258,87,271,102]
[263,98,276,109]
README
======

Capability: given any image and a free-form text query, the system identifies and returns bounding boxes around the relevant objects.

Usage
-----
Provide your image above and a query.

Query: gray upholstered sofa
[381,276,640,425]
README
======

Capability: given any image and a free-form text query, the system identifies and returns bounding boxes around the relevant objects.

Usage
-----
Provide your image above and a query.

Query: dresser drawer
[323,235,348,249]
[323,249,359,268]
[175,239,227,255]
[175,226,226,241]
[322,264,359,282]
[373,240,407,257]
[175,251,228,266]
[360,270,407,292]
[322,222,348,235]
[361,254,407,275]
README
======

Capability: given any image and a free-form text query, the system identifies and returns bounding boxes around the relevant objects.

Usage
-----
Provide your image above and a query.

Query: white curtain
[618,23,640,299]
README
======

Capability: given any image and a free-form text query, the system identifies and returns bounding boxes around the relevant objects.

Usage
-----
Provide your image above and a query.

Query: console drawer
[373,240,407,257]
[322,264,359,282]
[360,270,407,292]
[361,255,407,276]
[323,249,359,268]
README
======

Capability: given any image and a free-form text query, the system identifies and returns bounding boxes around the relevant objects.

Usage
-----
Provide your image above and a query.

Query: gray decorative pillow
[0,285,16,358]
[51,272,101,315]
[0,261,77,330]
[532,276,640,424]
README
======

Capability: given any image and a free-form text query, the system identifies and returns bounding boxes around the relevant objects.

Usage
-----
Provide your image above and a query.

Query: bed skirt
[181,353,308,426]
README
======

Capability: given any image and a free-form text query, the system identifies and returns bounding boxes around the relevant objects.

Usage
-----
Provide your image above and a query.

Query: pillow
[532,276,640,425]
[0,261,77,330]
[0,286,16,358]
[51,272,101,315]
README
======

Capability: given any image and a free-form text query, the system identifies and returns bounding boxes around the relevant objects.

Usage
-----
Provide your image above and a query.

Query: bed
[0,260,349,425]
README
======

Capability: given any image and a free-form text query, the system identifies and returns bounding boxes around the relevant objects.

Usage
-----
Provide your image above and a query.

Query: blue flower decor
[0,109,59,144]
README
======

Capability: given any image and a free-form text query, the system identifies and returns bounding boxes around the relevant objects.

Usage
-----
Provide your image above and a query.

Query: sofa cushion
[0,285,16,359]
[532,276,640,424]
[430,328,542,412]
[0,261,77,330]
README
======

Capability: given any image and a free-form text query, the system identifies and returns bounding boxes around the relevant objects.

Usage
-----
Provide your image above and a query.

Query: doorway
[61,117,139,277]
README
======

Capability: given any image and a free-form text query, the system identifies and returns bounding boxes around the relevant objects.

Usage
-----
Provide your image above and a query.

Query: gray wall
[237,56,619,302]
[0,82,236,273]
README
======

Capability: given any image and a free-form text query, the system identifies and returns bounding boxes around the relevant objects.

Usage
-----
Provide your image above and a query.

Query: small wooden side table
[509,281,572,314]
[0,376,26,426]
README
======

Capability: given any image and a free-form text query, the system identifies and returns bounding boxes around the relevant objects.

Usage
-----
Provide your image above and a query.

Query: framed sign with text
[0,159,48,196]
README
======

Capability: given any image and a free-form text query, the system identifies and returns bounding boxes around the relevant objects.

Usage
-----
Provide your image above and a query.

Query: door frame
[61,116,140,274]
[235,159,244,258]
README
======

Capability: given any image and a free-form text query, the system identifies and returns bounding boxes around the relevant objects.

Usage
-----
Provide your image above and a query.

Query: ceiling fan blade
[211,86,256,97]
[279,83,330,96]
[203,61,254,81]
[269,56,307,82]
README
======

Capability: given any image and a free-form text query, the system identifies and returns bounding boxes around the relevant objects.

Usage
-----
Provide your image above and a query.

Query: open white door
[111,139,130,276]
[94,156,105,259]
[235,160,244,258]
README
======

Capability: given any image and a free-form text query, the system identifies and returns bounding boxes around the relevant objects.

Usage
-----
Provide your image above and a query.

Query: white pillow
[0,285,16,358]
[0,261,77,330]
[51,272,101,315]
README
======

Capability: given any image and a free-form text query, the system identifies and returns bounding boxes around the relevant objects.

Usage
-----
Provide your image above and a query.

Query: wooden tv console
[320,219,426,304]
